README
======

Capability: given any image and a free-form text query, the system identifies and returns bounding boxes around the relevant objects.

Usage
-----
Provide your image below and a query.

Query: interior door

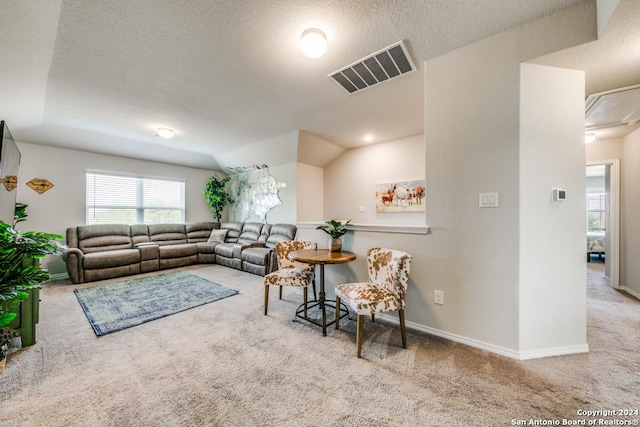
[586,160,620,288]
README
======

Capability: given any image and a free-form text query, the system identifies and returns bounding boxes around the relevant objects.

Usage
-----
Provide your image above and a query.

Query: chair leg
[399,309,407,349]
[279,286,283,300]
[356,314,364,358]
[303,287,308,318]
[335,296,341,329]
[264,285,269,315]
[371,313,375,322]
[312,278,317,300]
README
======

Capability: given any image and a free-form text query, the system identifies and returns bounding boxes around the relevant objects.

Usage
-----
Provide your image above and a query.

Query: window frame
[586,191,606,233]
[86,170,186,225]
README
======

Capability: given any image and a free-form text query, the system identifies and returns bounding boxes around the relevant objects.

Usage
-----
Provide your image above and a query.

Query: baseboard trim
[517,344,590,360]
[377,313,589,360]
[50,272,70,281]
[620,286,640,301]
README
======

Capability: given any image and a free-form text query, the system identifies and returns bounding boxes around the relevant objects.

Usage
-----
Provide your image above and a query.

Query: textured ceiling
[1,0,637,169]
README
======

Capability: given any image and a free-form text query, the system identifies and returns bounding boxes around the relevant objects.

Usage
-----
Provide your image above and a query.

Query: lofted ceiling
[1,0,638,170]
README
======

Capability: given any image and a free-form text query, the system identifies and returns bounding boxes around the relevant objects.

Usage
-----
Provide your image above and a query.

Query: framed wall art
[375,179,425,213]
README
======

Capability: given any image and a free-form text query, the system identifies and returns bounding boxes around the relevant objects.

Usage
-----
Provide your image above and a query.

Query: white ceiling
[1,0,639,170]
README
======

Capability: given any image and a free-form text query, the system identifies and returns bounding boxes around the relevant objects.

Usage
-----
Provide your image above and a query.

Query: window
[86,171,185,225]
[587,192,606,233]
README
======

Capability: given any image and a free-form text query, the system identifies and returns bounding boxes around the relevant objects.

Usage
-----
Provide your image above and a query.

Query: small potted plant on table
[316,219,352,252]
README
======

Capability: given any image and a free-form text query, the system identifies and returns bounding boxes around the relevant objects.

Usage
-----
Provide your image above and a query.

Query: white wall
[424,34,522,354]
[518,63,587,356]
[297,162,323,222]
[622,128,640,298]
[15,142,216,275]
[586,138,623,161]
[323,134,425,226]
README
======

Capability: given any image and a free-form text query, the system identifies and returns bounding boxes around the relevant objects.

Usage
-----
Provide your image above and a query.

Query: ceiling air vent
[329,40,416,94]
[585,84,640,130]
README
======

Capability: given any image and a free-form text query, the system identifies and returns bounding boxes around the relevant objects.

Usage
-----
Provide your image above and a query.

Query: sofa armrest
[62,248,85,284]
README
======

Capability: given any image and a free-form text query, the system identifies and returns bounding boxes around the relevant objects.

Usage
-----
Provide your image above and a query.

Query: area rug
[74,271,239,336]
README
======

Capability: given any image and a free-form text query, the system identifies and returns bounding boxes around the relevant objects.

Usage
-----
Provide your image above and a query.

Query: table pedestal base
[295,299,349,336]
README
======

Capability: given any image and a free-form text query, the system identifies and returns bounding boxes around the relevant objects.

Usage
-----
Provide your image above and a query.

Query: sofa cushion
[265,224,297,248]
[131,224,150,245]
[76,224,133,254]
[207,229,228,243]
[83,249,140,269]
[241,246,271,265]
[196,242,218,254]
[219,222,243,243]
[79,235,133,254]
[237,222,263,244]
[148,224,187,246]
[186,222,218,243]
[158,243,198,259]
[214,242,237,258]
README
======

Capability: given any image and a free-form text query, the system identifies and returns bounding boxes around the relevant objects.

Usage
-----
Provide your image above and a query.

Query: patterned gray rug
[74,271,238,336]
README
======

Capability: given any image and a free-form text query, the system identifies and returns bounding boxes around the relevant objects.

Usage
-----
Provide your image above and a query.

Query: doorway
[586,160,620,288]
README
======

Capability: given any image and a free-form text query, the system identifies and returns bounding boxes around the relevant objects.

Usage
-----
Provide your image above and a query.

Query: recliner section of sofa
[63,221,297,284]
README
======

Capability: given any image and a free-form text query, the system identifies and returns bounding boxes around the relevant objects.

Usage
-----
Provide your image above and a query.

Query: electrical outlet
[434,290,444,305]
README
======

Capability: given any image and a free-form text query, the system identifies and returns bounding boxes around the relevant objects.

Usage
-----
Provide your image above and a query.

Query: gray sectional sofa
[63,221,297,284]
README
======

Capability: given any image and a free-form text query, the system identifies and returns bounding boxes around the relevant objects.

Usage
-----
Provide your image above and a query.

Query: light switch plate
[479,192,499,208]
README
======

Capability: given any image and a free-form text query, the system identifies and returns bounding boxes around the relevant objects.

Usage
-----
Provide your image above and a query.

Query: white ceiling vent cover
[585,84,640,130]
[329,40,416,94]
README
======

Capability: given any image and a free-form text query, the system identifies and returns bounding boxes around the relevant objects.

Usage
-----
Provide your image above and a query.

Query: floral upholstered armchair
[263,240,317,316]
[334,247,412,358]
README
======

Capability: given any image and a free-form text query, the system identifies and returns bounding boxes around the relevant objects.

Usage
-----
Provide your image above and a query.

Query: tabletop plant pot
[316,219,351,252]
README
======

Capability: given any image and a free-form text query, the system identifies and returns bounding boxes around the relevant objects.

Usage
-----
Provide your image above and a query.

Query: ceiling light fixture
[363,134,374,142]
[156,127,174,139]
[585,132,596,144]
[300,28,327,58]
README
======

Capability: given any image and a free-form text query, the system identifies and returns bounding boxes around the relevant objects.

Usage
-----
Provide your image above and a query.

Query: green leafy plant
[13,203,28,228]
[316,219,352,239]
[0,221,65,328]
[204,175,234,222]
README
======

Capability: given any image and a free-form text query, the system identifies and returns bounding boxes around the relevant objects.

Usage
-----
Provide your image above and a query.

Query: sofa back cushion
[131,224,150,245]
[219,222,244,243]
[148,224,187,246]
[186,222,218,243]
[75,224,133,254]
[258,224,272,245]
[265,224,297,248]
[237,222,264,244]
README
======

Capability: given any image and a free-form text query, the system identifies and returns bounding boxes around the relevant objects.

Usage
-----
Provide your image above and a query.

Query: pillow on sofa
[207,229,229,243]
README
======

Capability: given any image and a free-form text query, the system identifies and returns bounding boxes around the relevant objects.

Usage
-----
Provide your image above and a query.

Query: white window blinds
[86,171,185,225]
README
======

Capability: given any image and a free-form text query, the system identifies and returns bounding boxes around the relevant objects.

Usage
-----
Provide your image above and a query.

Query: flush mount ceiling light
[300,28,327,58]
[156,127,174,139]
[585,132,596,144]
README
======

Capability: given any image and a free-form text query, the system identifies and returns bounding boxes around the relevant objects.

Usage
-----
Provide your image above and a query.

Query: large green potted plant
[316,219,352,252]
[203,175,234,222]
[0,221,64,366]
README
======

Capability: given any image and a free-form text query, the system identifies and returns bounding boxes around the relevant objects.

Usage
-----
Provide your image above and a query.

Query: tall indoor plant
[0,221,64,366]
[203,175,234,222]
[316,219,352,252]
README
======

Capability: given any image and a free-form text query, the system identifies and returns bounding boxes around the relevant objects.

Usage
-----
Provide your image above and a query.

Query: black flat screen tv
[0,120,21,225]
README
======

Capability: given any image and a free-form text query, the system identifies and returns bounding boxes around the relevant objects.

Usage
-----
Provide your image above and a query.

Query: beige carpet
[1,262,638,426]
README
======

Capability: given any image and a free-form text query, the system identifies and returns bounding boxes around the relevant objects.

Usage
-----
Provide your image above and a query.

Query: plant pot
[329,238,342,252]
